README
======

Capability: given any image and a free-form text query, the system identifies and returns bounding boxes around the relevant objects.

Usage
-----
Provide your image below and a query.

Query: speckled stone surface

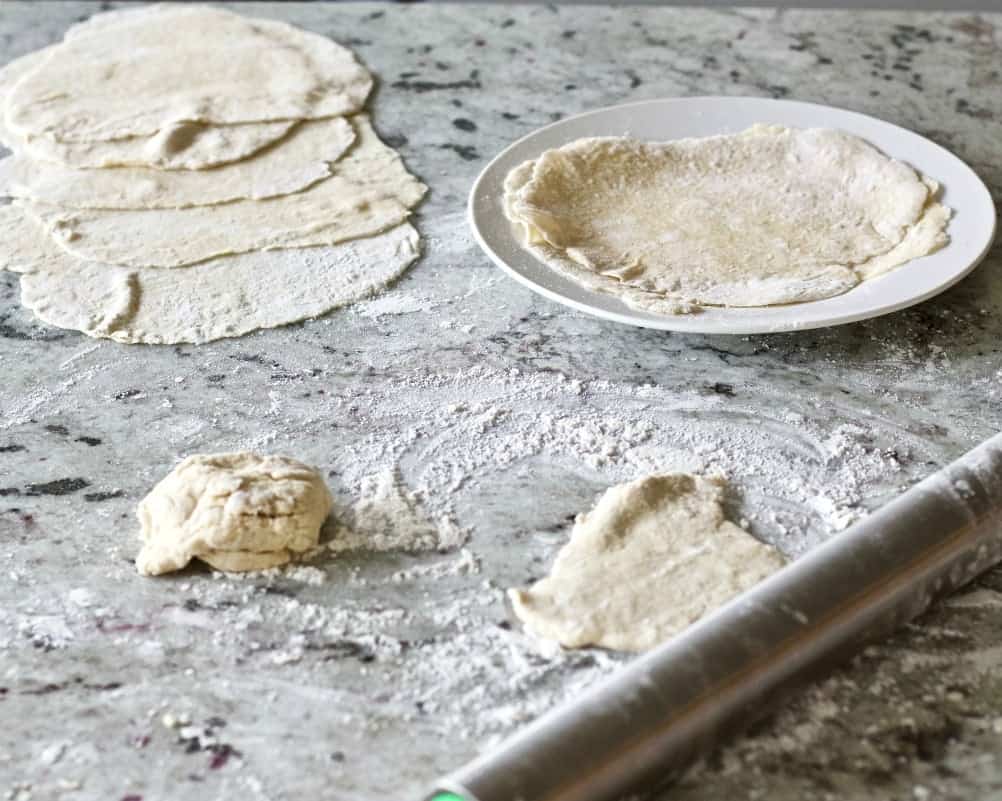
[1,4,1001,801]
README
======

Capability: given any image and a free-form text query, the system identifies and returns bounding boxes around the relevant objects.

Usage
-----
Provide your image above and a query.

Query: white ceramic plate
[469,97,996,334]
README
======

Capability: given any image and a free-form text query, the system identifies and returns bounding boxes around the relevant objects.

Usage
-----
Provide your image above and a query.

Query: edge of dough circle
[5,4,374,142]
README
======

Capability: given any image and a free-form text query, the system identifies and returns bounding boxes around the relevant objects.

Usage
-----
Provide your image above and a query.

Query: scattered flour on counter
[390,547,481,582]
[258,363,929,562]
[1,364,108,429]
[10,359,960,780]
[243,564,328,585]
[412,369,909,547]
[329,467,467,554]
[352,290,444,320]
[280,565,328,585]
[172,363,927,742]
[67,587,96,607]
[209,563,328,585]
[20,614,76,649]
[38,741,69,766]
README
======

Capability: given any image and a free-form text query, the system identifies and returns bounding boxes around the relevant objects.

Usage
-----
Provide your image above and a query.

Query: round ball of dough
[136,452,332,576]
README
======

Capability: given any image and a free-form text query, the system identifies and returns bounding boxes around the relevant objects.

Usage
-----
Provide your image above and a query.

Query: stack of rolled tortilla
[0,4,426,344]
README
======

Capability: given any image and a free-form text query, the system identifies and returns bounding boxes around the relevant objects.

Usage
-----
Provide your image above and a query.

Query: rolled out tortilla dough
[508,473,786,652]
[24,115,426,268]
[0,117,355,209]
[0,47,297,170]
[5,5,372,142]
[136,452,333,575]
[504,126,949,312]
[0,206,421,345]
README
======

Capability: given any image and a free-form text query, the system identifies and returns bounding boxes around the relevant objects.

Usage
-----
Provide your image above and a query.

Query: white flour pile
[329,468,467,555]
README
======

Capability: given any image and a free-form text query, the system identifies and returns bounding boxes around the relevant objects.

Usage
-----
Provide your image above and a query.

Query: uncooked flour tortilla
[508,473,786,652]
[0,47,297,170]
[0,117,355,209]
[5,4,372,142]
[504,126,950,313]
[0,206,420,345]
[24,115,426,268]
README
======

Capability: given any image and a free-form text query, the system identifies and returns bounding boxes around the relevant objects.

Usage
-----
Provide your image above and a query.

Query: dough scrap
[23,115,426,268]
[0,206,421,345]
[5,4,372,142]
[0,47,297,170]
[136,452,333,575]
[508,473,786,652]
[0,117,354,209]
[504,127,950,312]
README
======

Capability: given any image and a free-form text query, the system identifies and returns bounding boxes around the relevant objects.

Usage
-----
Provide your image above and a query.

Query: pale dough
[0,206,421,345]
[504,126,949,312]
[136,452,333,575]
[0,47,297,170]
[0,117,355,209]
[5,5,372,142]
[855,193,951,280]
[23,115,426,268]
[508,474,786,652]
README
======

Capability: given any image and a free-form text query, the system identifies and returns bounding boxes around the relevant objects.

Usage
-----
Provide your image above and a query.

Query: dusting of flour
[7,317,979,800]
[329,467,467,553]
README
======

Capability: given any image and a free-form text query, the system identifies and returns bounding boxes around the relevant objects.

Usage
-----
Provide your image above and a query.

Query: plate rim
[468,95,997,335]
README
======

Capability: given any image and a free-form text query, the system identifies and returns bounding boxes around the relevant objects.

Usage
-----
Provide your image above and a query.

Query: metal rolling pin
[427,431,1002,801]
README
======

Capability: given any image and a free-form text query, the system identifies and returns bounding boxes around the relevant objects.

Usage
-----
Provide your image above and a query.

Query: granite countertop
[1,3,1001,800]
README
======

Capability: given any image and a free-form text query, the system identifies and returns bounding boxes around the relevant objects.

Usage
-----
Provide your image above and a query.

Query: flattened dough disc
[503,126,947,310]
[0,46,298,170]
[509,473,786,652]
[22,115,426,268]
[1,206,422,345]
[0,117,355,209]
[5,4,372,142]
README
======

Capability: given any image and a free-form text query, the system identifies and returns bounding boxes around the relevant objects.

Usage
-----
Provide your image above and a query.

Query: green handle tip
[430,794,467,801]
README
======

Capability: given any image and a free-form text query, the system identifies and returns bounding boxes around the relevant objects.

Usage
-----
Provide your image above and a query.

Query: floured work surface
[509,473,786,652]
[2,5,1002,801]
